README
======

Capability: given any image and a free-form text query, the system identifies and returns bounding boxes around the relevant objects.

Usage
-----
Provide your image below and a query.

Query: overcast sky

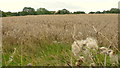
[0,0,120,13]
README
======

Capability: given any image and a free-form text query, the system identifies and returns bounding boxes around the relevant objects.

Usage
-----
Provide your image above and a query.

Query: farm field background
[2,14,118,66]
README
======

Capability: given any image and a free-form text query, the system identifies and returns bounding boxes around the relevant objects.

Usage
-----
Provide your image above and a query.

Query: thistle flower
[71,40,86,58]
[99,47,109,54]
[72,37,98,65]
[85,37,98,50]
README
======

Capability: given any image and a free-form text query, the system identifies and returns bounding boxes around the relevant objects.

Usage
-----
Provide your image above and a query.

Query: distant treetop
[1,7,120,17]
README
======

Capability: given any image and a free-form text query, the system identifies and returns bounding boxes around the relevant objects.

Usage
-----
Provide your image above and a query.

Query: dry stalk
[104,54,107,66]
[78,32,84,37]
[98,22,109,32]
[71,24,77,66]
[72,24,77,41]
[7,48,16,65]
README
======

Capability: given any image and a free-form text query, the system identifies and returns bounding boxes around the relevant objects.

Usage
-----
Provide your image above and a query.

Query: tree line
[0,7,120,17]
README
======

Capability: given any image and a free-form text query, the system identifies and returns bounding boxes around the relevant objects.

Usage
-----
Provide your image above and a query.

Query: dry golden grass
[2,14,118,46]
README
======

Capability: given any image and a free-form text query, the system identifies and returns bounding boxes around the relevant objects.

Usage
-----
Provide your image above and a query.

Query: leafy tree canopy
[36,8,50,14]
[22,7,36,15]
[55,9,70,14]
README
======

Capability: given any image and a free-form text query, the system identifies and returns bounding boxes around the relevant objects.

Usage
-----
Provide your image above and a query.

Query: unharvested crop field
[2,14,119,66]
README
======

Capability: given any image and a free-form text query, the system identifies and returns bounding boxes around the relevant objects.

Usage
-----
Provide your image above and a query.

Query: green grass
[2,43,73,66]
[2,42,119,66]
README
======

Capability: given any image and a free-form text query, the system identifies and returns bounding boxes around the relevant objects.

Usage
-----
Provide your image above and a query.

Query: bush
[73,11,85,14]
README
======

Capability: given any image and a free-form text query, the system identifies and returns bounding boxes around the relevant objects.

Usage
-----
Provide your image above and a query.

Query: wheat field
[2,14,119,66]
